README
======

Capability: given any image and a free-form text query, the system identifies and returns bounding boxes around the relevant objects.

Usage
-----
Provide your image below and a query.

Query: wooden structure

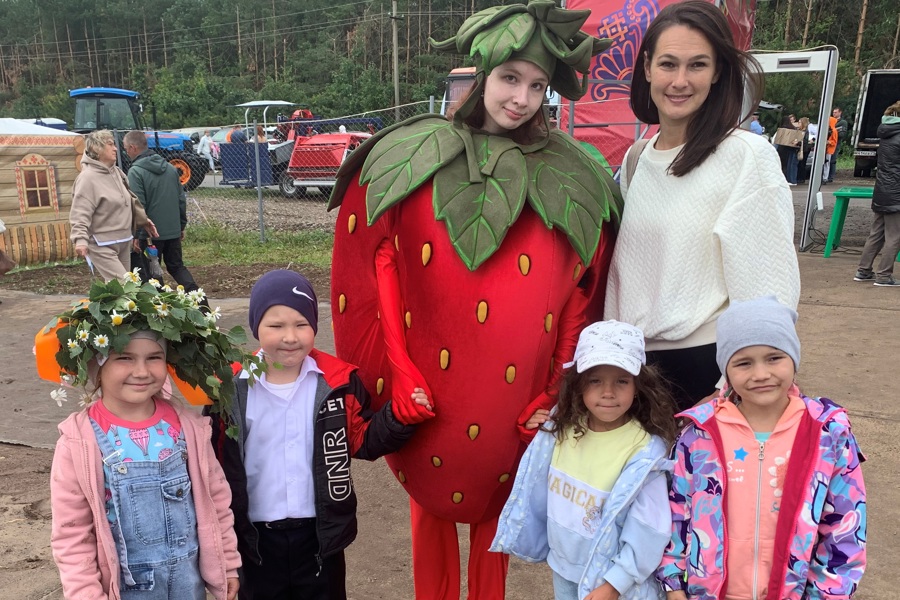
[0,119,84,266]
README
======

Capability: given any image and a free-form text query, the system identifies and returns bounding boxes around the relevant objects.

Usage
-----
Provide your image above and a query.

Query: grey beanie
[715,296,800,375]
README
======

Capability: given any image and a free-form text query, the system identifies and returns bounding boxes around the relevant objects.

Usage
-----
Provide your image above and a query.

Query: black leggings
[646,343,721,414]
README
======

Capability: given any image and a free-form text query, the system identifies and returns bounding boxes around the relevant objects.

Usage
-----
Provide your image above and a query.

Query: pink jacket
[50,401,240,600]
[657,389,867,600]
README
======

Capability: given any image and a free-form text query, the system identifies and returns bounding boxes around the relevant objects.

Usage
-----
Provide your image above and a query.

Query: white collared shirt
[244,354,323,522]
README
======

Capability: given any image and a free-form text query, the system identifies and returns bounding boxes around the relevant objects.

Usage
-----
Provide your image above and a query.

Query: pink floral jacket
[657,389,866,599]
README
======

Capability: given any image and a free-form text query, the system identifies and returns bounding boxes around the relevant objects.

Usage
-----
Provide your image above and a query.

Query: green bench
[824,186,900,261]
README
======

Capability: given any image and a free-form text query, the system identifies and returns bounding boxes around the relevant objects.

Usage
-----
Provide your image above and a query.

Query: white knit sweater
[604,129,801,351]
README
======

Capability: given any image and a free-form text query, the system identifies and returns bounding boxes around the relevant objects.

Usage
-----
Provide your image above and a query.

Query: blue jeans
[92,419,205,600]
[786,149,799,184]
[552,570,579,600]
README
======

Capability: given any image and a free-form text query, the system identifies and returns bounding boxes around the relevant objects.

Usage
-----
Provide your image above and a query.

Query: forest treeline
[0,0,897,129]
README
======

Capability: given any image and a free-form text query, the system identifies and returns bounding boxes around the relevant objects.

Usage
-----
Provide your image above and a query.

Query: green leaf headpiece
[431,0,612,110]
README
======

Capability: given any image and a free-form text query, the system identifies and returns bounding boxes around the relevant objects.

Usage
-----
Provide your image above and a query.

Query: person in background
[854,100,900,287]
[197,130,215,172]
[123,130,203,296]
[830,106,849,181]
[796,116,811,185]
[0,217,14,303]
[823,113,839,183]
[604,0,800,412]
[255,125,267,144]
[749,112,764,135]
[228,124,247,144]
[69,130,157,281]
[776,114,801,185]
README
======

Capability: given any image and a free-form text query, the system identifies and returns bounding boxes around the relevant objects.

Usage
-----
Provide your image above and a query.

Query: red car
[283,132,371,197]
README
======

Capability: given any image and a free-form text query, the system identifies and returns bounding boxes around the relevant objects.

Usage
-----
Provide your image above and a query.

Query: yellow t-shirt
[549,419,650,536]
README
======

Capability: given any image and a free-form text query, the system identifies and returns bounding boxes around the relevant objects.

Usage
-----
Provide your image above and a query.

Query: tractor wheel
[168,156,208,191]
[279,173,300,198]
[185,163,208,190]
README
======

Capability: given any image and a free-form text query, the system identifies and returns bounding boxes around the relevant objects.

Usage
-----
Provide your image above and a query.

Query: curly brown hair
[547,364,678,445]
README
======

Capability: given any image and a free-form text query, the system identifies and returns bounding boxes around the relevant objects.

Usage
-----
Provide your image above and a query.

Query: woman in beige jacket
[69,130,157,281]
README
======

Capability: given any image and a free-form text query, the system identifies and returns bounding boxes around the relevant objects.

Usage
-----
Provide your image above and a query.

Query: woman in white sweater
[604,1,800,412]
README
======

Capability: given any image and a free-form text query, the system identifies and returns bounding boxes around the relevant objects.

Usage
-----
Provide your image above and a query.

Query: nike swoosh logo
[292,287,314,302]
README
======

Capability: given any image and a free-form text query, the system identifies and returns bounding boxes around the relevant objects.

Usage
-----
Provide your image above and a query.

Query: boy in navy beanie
[208,269,430,600]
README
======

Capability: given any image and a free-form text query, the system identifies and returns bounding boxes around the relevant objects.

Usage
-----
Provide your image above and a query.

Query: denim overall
[91,419,205,600]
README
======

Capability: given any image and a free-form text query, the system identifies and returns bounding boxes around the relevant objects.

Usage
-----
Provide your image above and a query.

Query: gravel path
[187,184,338,233]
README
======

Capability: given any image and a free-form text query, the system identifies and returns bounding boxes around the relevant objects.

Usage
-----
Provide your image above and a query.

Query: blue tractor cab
[69,87,209,189]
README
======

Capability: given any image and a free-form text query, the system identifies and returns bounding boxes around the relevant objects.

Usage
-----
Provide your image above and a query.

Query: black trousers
[646,343,721,414]
[136,237,200,292]
[241,521,347,600]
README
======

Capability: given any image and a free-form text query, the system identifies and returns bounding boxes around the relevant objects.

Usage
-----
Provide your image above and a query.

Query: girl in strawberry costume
[328,2,620,597]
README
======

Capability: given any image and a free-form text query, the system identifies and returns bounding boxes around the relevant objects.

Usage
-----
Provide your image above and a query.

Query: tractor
[70,87,209,190]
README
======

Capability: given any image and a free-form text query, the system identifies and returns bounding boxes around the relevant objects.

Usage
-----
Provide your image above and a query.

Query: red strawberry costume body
[328,3,620,597]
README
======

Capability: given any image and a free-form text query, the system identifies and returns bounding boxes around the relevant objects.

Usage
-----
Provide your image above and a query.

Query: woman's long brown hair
[630,1,763,177]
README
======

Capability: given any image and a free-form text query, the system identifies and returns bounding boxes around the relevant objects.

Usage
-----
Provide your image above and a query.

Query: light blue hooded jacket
[490,424,672,599]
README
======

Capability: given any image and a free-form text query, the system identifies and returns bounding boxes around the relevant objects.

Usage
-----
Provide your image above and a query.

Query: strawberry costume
[328,2,620,597]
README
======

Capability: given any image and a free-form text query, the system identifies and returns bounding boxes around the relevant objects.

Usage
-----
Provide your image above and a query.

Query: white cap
[565,320,646,376]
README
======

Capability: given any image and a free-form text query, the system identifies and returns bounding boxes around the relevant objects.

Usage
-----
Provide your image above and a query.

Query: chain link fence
[184,100,437,240]
[182,97,642,241]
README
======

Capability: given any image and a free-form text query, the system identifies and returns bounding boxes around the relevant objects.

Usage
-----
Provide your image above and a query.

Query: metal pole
[391,0,401,122]
[429,95,435,114]
[253,119,266,242]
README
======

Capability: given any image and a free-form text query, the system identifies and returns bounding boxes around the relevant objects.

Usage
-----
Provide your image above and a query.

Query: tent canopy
[0,118,80,136]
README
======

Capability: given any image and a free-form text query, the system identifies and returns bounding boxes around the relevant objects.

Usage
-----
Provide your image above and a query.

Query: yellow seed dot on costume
[476,301,488,324]
[397,470,406,483]
[440,349,450,370]
[432,456,442,467]
[468,425,480,441]
[376,377,385,395]
[405,311,412,328]
[347,213,357,234]
[518,254,531,275]
[422,243,432,266]
[573,263,582,280]
[505,366,516,384]
[499,473,510,483]
[338,294,347,313]
[544,313,553,333]
[394,235,400,250]
[452,492,463,504]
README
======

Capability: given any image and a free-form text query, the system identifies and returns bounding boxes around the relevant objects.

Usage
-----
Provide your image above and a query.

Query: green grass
[183,223,334,266]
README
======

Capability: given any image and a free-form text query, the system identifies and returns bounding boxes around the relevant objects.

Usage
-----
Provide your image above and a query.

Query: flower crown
[37,269,265,429]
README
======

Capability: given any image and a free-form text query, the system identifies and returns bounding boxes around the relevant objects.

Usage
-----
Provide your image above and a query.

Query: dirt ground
[1,174,897,600]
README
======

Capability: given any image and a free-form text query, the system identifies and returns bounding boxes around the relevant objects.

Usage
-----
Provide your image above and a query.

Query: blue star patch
[734,447,748,461]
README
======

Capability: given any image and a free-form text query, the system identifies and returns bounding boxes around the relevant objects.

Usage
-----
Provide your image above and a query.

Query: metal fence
[187,101,436,240]
[184,97,643,241]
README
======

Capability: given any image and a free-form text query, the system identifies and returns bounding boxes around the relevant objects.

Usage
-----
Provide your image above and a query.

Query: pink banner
[563,0,756,169]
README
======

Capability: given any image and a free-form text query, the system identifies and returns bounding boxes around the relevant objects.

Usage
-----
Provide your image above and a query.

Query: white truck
[851,69,900,177]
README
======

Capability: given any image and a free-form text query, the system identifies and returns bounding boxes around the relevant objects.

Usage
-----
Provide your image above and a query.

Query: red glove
[375,239,435,425]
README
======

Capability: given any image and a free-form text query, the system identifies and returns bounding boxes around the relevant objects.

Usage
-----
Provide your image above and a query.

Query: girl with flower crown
[38,273,262,600]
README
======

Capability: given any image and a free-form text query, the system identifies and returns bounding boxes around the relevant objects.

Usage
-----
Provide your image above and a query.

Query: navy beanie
[248,270,319,338]
[715,295,800,376]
